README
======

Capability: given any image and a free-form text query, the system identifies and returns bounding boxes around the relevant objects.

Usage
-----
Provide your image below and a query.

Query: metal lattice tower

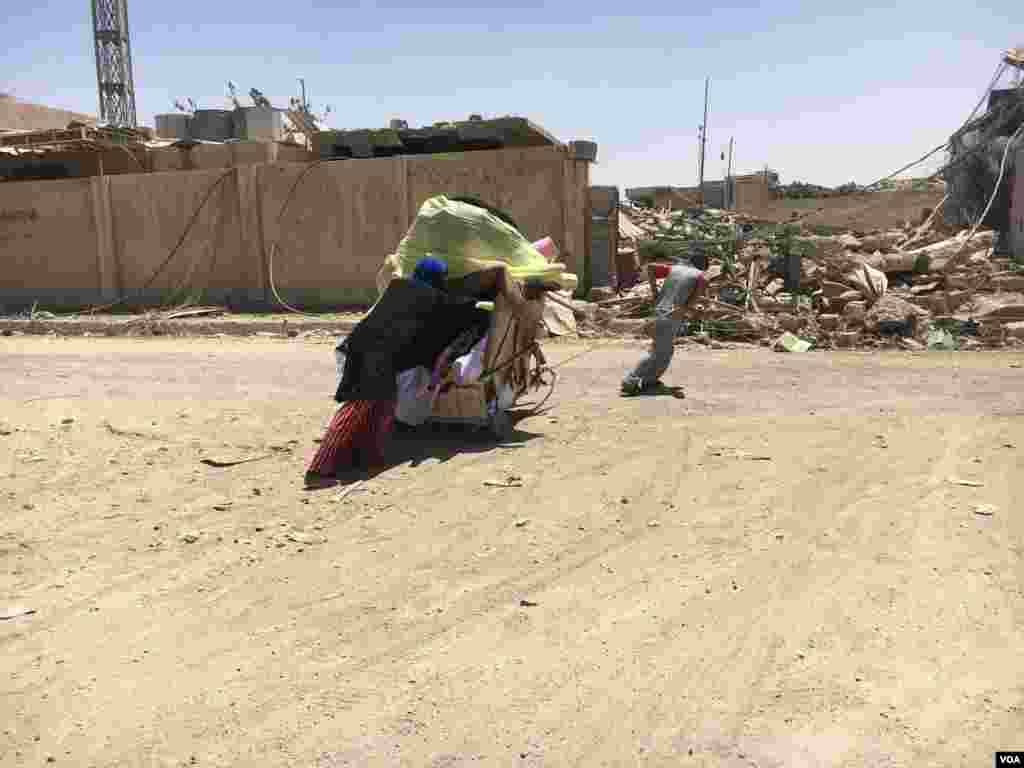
[90,0,137,127]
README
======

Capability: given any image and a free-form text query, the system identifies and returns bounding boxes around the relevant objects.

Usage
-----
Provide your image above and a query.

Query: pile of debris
[544,205,1024,351]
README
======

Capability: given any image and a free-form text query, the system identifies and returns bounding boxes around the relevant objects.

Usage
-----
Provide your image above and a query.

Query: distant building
[0,94,96,132]
[627,170,778,211]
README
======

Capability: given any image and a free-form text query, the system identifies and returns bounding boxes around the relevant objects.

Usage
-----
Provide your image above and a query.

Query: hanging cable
[943,119,1024,274]
[265,157,344,316]
[86,169,235,314]
[863,60,1009,190]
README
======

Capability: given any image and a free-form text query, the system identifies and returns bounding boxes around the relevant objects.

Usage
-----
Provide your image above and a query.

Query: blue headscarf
[412,256,448,291]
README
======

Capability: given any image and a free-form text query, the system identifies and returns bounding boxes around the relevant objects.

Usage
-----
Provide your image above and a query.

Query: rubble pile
[553,204,1024,351]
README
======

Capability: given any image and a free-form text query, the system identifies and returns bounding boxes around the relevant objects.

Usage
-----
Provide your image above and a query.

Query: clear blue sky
[3,1,1016,189]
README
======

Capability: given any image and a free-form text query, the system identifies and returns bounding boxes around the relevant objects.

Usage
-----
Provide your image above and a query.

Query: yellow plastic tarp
[389,195,578,292]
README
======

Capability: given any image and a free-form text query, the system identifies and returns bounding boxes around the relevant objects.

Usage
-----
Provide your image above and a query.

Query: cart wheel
[488,410,512,441]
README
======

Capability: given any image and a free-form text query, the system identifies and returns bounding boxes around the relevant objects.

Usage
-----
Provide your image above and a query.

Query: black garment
[403,302,489,372]
[335,278,489,403]
[445,268,502,302]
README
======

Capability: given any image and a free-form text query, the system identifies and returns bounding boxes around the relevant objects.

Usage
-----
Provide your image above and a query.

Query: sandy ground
[2,336,1023,768]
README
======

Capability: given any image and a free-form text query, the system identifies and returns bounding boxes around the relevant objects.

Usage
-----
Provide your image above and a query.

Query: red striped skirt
[307,400,396,476]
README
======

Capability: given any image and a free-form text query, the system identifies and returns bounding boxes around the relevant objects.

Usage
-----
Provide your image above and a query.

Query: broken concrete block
[821,281,850,299]
[975,294,1024,322]
[570,300,599,322]
[819,313,840,331]
[947,291,970,312]
[834,331,860,348]
[978,321,1006,340]
[606,318,648,336]
[929,295,951,315]
[1004,321,1024,340]
[860,232,903,252]
[843,301,868,325]
[991,276,1024,292]
[946,273,972,290]
[588,286,616,302]
[778,313,804,333]
[866,294,929,332]
[899,337,925,351]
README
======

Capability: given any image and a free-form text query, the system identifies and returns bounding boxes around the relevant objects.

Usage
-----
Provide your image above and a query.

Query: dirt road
[3,336,1023,767]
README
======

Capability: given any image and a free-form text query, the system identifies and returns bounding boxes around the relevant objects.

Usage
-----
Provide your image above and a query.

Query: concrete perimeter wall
[0,146,589,309]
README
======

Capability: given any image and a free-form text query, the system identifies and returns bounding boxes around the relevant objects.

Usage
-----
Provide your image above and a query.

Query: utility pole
[726,136,734,208]
[698,77,709,207]
[298,78,308,112]
[696,126,704,191]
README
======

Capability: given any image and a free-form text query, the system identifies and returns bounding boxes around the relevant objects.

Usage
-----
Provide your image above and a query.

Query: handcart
[426,271,557,440]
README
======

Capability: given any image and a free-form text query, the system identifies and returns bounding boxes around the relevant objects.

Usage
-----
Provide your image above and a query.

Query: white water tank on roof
[191,109,234,141]
[155,113,191,140]
[234,107,282,142]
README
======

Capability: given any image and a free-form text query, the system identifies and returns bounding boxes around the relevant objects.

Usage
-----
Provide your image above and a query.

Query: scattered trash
[163,306,226,320]
[519,599,539,608]
[212,502,233,511]
[899,338,925,351]
[717,285,746,306]
[333,481,365,503]
[950,478,984,487]
[200,454,274,468]
[0,606,36,621]
[926,328,957,350]
[774,332,811,353]
[181,532,200,544]
[484,475,523,488]
[286,532,326,545]
[972,504,997,517]
[514,519,530,528]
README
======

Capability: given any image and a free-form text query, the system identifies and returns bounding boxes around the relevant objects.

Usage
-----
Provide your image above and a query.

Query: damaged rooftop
[311,115,569,159]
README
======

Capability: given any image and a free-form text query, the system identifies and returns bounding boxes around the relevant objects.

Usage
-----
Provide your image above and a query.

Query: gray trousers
[622,316,681,389]
[622,264,700,389]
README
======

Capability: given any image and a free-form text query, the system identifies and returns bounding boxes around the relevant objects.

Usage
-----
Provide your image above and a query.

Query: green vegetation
[809,223,845,237]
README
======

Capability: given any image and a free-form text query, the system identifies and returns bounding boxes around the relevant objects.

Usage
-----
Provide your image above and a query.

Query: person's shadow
[620,382,686,399]
[303,407,543,490]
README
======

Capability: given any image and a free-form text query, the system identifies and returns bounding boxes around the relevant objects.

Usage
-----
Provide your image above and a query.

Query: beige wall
[734,177,775,210]
[0,178,103,307]
[652,188,701,210]
[0,146,589,309]
[0,95,96,132]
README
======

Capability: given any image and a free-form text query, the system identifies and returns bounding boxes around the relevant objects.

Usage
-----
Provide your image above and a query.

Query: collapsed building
[943,47,1024,257]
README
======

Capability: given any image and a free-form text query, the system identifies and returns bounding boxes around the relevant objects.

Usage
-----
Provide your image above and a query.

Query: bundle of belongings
[306,195,577,479]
